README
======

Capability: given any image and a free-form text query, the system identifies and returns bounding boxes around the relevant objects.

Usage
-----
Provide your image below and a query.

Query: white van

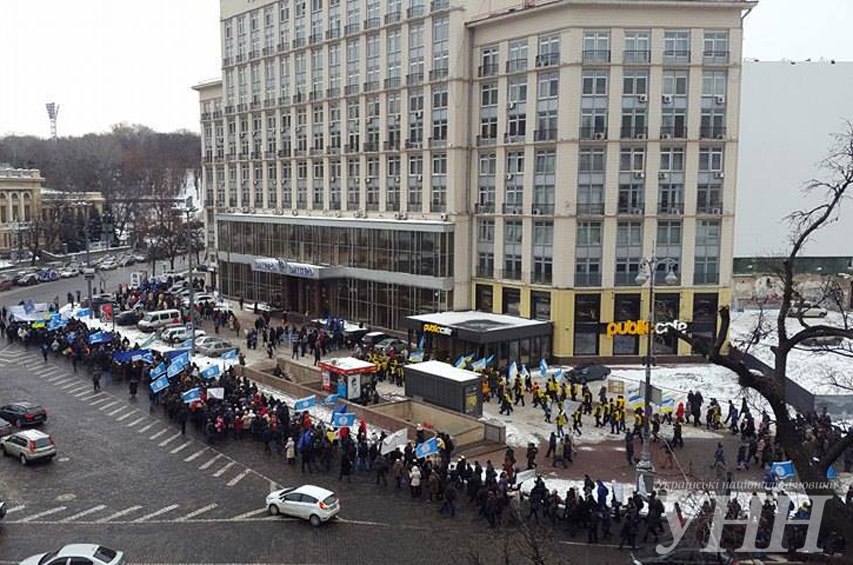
[137,309,182,333]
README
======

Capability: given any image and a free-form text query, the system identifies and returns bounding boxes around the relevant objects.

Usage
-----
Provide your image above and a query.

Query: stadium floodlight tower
[45,102,59,140]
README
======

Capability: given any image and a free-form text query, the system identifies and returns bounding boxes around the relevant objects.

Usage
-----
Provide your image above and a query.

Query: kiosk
[405,360,483,417]
[318,357,376,401]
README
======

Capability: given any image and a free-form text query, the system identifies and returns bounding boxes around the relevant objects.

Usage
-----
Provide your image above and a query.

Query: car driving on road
[0,401,47,427]
[0,429,56,465]
[20,544,124,565]
[265,485,340,526]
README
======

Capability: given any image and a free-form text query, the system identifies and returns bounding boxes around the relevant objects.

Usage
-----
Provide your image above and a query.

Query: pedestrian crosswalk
[11,344,281,493]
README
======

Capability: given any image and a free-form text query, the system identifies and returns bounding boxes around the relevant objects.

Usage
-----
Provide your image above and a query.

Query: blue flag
[88,331,111,345]
[323,393,339,405]
[415,437,439,459]
[471,357,486,372]
[23,300,34,314]
[181,387,202,404]
[74,308,92,318]
[150,375,169,394]
[508,361,518,380]
[485,354,494,366]
[294,395,316,411]
[771,460,796,480]
[167,359,187,379]
[221,348,238,360]
[332,413,356,428]
[540,359,548,378]
[180,338,194,349]
[170,351,189,368]
[165,348,190,361]
[201,365,221,380]
[417,334,425,351]
[150,362,167,379]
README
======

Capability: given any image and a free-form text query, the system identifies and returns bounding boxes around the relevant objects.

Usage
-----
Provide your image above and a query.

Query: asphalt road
[0,267,633,565]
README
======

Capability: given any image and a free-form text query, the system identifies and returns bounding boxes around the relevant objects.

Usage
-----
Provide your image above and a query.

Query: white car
[59,268,79,278]
[788,302,828,319]
[160,326,206,344]
[20,544,124,565]
[193,336,224,349]
[182,293,216,308]
[1,429,56,466]
[265,485,340,526]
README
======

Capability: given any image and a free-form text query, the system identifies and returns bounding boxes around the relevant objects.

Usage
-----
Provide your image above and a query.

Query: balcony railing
[531,204,554,215]
[385,11,402,24]
[326,27,341,40]
[263,98,276,108]
[617,202,645,215]
[576,203,604,216]
[383,140,399,150]
[506,59,528,73]
[502,203,523,214]
[364,17,380,30]
[344,84,360,96]
[615,271,641,286]
[309,89,322,101]
[326,87,340,98]
[249,50,260,60]
[344,23,360,35]
[428,137,447,148]
[657,203,684,216]
[476,266,494,279]
[277,149,291,158]
[429,67,449,81]
[431,0,450,12]
[663,50,691,63]
[620,126,648,140]
[478,64,499,77]
[292,93,305,104]
[700,126,727,140]
[407,5,426,18]
[535,53,560,68]
[582,50,611,63]
[363,142,379,152]
[703,50,730,65]
[406,72,424,85]
[309,33,323,45]
[575,272,602,287]
[623,50,651,64]
[405,139,422,149]
[384,77,401,89]
[660,125,687,139]
[696,202,724,215]
[504,132,525,144]
[534,129,557,142]
[579,126,608,140]
[292,37,306,49]
[476,135,497,146]
[475,202,495,214]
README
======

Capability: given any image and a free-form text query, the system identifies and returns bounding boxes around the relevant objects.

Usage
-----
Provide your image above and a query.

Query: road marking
[78,391,102,399]
[116,410,136,422]
[149,429,168,440]
[89,397,111,406]
[169,440,193,454]
[48,376,70,384]
[37,367,61,377]
[230,508,268,520]
[20,506,67,522]
[127,416,147,427]
[212,461,236,478]
[335,517,392,527]
[226,468,251,487]
[184,447,209,462]
[134,504,180,522]
[174,503,217,521]
[107,406,128,416]
[66,384,90,394]
[59,381,82,390]
[99,400,121,411]
[198,453,223,470]
[159,431,183,447]
[138,422,156,433]
[6,505,26,514]
[61,504,107,522]
[97,505,142,523]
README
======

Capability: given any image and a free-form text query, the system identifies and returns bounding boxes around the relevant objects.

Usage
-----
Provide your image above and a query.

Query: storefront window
[502,287,521,316]
[574,294,600,356]
[531,291,551,320]
[654,293,680,355]
[692,292,718,353]
[613,294,641,355]
[475,284,493,312]
[519,338,530,366]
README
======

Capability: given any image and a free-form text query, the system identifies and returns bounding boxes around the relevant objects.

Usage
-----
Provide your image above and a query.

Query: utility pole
[185,198,197,360]
[84,206,93,318]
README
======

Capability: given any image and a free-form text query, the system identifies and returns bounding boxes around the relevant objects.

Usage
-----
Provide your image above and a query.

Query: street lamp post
[633,248,678,491]
[183,198,197,360]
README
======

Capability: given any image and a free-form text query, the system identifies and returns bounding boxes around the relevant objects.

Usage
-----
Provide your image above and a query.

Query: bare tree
[670,125,853,549]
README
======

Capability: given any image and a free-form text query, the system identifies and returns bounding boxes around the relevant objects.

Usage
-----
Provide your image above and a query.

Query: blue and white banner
[150,375,169,394]
[771,460,796,480]
[165,349,190,361]
[294,395,316,411]
[508,361,518,380]
[323,393,339,405]
[415,437,439,459]
[88,331,112,345]
[170,351,190,368]
[221,348,239,360]
[470,357,486,372]
[23,300,35,314]
[150,362,167,379]
[139,333,157,348]
[74,308,92,319]
[553,368,563,381]
[167,359,187,379]
[521,364,529,378]
[332,413,356,428]
[540,359,548,378]
[180,338,194,349]
[455,353,473,369]
[201,364,221,380]
[381,428,408,455]
[181,387,202,404]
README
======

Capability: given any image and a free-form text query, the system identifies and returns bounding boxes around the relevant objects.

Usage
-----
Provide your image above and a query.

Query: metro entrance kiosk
[319,357,376,401]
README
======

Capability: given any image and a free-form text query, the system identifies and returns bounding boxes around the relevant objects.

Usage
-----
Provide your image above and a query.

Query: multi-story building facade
[196,0,754,363]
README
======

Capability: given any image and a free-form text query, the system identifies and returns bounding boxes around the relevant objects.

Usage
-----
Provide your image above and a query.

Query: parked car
[362,331,387,349]
[0,278,13,291]
[115,310,144,327]
[182,293,216,308]
[15,272,40,286]
[118,256,135,267]
[0,402,47,427]
[375,337,409,354]
[194,336,224,349]
[788,301,828,318]
[37,270,60,282]
[137,309,182,332]
[197,340,238,357]
[20,545,124,565]
[0,429,56,465]
[0,496,6,521]
[59,267,79,278]
[160,326,206,344]
[0,417,12,437]
[564,363,611,385]
[265,485,340,526]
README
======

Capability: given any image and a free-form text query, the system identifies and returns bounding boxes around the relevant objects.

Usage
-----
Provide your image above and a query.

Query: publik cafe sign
[604,319,688,339]
[422,323,453,336]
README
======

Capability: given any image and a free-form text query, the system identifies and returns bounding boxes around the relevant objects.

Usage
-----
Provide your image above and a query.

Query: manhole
[58,457,70,463]
[56,493,76,502]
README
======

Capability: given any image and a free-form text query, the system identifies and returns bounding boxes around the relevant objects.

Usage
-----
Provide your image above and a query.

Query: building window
[694,220,721,285]
[575,221,602,287]
[387,27,402,82]
[621,69,648,139]
[479,82,498,142]
[365,157,379,210]
[431,15,449,74]
[654,293,681,355]
[503,219,522,280]
[505,151,524,212]
[582,30,610,63]
[408,22,425,79]
[580,70,608,139]
[703,30,729,64]
[615,220,643,286]
[613,294,641,355]
[346,157,360,209]
[578,148,605,215]
[532,221,553,284]
[477,152,496,212]
[475,284,493,312]
[535,72,558,140]
[477,219,494,278]
[659,147,685,215]
[480,46,499,76]
[663,30,691,63]
[407,155,422,211]
[536,34,560,67]
[700,71,727,139]
[574,295,600,356]
[506,76,527,141]
[431,85,448,143]
[502,287,521,316]
[624,29,651,63]
[691,293,718,353]
[430,153,447,212]
[387,155,401,211]
[508,39,528,72]
[618,147,645,214]
[698,147,724,214]
[533,150,555,215]
[531,291,551,321]
[656,220,682,284]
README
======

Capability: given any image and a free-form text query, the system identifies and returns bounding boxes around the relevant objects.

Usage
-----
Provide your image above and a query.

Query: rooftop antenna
[45,102,59,140]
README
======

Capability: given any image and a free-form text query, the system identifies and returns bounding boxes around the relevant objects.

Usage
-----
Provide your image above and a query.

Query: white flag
[207,387,225,400]
[381,428,408,455]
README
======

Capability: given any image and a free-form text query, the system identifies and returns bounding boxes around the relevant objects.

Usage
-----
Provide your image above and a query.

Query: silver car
[20,545,124,565]
[0,429,56,465]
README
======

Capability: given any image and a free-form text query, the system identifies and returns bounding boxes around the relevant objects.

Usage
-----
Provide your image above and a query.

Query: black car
[565,363,612,384]
[115,310,143,327]
[0,402,47,427]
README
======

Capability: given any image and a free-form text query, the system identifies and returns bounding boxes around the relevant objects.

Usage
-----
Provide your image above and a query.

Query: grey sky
[2,0,852,138]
